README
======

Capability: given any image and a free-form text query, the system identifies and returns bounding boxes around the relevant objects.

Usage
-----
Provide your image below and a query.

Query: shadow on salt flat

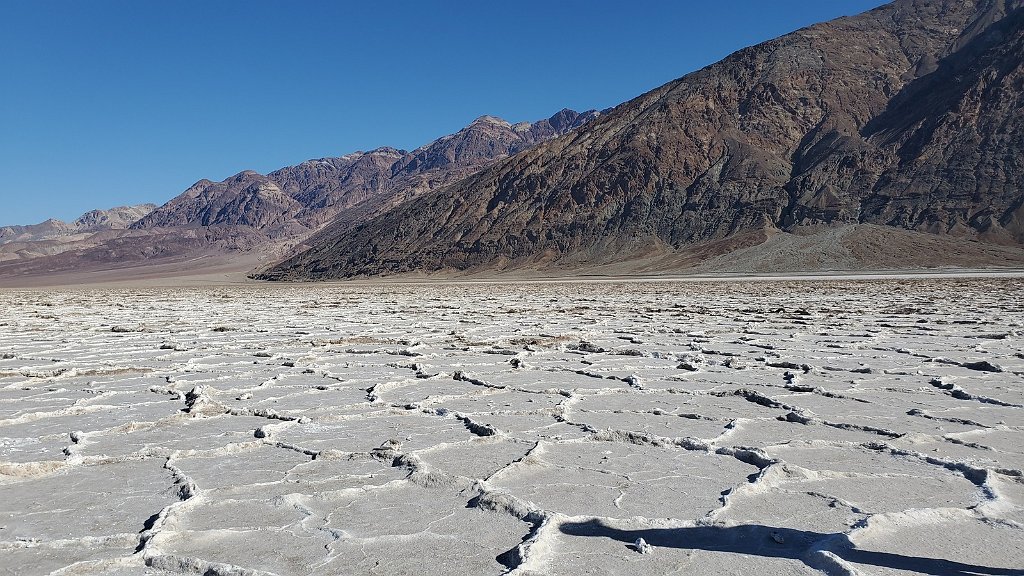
[558,519,1024,576]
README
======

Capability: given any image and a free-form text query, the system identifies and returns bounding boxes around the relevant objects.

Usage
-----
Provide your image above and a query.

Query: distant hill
[259,0,1024,280]
[0,204,156,245]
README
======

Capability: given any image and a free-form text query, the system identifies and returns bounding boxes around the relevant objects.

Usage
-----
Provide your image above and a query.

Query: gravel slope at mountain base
[259,224,1024,281]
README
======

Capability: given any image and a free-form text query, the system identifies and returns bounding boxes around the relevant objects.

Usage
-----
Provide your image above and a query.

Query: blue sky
[0,0,888,226]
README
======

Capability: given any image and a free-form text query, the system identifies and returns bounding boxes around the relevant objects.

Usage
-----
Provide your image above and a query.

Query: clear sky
[0,0,888,226]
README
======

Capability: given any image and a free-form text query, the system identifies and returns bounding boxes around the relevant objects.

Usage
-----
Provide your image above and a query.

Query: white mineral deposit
[1,277,1022,575]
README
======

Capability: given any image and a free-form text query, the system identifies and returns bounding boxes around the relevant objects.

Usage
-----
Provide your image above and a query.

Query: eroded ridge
[1,277,1022,575]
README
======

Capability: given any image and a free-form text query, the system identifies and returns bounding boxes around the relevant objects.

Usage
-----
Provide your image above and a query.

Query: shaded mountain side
[259,0,1024,281]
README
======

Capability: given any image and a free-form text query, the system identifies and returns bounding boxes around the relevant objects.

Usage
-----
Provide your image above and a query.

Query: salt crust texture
[0,278,1022,575]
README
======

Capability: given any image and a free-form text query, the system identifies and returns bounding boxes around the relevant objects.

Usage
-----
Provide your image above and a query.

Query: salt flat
[0,278,1022,576]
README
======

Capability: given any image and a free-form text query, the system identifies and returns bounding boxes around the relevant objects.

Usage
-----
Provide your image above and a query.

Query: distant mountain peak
[231,170,264,181]
[367,146,406,156]
[470,115,511,127]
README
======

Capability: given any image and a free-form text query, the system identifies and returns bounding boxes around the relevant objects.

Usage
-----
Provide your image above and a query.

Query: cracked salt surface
[0,278,1023,575]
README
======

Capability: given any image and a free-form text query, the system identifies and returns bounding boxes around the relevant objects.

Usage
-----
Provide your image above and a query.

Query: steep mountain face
[262,0,1024,279]
[132,109,598,234]
[0,204,156,245]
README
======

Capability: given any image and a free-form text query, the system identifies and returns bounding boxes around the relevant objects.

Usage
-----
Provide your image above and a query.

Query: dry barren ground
[1,278,1022,575]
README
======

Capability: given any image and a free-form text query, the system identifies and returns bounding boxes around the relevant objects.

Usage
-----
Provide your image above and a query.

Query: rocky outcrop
[260,0,1024,280]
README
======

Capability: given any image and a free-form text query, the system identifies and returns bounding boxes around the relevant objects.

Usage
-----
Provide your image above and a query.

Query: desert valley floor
[1,277,1023,576]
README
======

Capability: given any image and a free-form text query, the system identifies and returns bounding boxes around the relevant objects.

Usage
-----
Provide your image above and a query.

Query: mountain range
[1,204,155,244]
[0,110,597,282]
[2,0,1022,285]
[259,0,1024,279]
[0,204,156,264]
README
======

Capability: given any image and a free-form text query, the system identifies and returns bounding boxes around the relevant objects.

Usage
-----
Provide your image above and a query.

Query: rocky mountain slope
[0,110,597,281]
[132,110,598,234]
[260,0,1024,279]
